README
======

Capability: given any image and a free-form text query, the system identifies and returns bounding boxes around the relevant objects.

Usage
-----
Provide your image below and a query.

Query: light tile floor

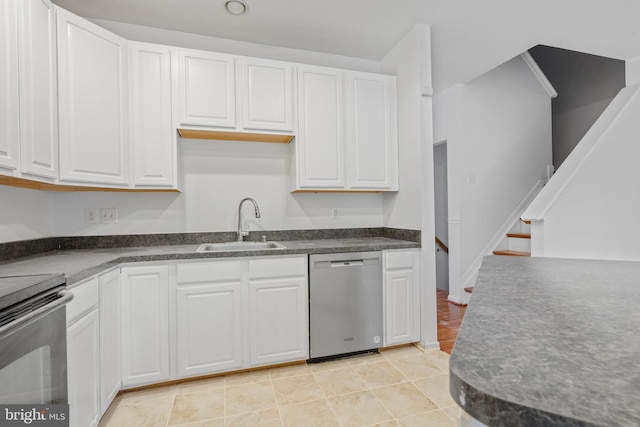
[99,346,460,427]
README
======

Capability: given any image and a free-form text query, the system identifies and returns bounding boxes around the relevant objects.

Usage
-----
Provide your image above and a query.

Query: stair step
[507,232,531,239]
[493,250,531,257]
[521,219,531,224]
[464,287,474,293]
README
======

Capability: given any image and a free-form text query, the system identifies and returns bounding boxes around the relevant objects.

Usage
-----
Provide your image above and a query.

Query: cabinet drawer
[177,260,242,284]
[384,250,415,270]
[248,256,306,279]
[67,277,99,325]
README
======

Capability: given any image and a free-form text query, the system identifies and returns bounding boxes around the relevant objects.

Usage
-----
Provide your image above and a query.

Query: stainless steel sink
[197,241,286,252]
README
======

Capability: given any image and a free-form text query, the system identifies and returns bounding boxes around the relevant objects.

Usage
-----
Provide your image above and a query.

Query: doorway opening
[433,140,449,292]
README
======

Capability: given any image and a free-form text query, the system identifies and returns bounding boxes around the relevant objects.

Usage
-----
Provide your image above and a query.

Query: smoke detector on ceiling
[225,0,248,16]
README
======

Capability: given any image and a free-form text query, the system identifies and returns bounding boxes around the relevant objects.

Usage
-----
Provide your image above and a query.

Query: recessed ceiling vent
[224,0,248,16]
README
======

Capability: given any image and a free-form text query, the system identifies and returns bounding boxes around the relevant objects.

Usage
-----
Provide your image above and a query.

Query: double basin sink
[197,241,286,252]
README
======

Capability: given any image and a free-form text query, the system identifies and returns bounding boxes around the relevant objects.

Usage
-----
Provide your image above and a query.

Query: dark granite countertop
[0,235,419,287]
[449,256,640,427]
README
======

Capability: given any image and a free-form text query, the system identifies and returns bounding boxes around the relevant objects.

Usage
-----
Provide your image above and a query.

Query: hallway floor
[436,289,467,354]
[99,346,459,427]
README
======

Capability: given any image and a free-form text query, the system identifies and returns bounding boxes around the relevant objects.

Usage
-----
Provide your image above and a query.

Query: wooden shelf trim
[0,176,180,193]
[178,129,294,144]
[292,189,384,194]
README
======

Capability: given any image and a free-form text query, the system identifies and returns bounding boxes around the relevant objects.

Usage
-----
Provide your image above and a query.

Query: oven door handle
[0,290,74,337]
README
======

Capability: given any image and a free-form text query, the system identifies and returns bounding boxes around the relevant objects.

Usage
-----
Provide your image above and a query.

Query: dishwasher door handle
[330,260,364,267]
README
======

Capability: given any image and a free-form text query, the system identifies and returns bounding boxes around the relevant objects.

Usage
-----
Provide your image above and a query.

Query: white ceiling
[51,0,640,92]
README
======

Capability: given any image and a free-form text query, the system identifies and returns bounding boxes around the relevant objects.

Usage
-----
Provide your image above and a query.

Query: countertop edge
[58,241,420,287]
[448,363,598,427]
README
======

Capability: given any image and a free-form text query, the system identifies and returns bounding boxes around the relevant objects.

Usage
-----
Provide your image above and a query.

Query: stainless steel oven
[0,274,72,404]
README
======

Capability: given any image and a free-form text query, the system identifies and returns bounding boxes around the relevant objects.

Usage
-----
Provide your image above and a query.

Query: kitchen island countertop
[449,256,640,427]
[0,237,419,287]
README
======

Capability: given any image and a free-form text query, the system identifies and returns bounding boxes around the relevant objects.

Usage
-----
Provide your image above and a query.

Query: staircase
[464,219,531,294]
[493,219,531,257]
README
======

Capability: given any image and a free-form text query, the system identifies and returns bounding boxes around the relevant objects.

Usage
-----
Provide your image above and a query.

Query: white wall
[381,25,429,230]
[552,97,615,165]
[626,55,640,86]
[435,55,553,303]
[52,139,384,236]
[529,84,640,261]
[38,18,392,239]
[381,24,439,350]
[0,186,54,242]
[458,56,552,272]
[93,19,381,74]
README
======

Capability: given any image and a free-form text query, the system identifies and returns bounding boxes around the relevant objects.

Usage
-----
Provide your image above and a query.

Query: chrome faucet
[237,197,261,242]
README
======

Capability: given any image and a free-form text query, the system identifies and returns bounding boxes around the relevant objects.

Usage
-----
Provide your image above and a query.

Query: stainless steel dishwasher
[309,251,382,360]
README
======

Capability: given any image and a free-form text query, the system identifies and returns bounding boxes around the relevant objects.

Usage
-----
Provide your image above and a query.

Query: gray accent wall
[529,45,625,168]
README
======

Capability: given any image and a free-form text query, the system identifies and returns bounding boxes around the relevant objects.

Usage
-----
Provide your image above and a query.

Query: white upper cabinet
[174,48,236,128]
[130,42,176,188]
[0,0,58,179]
[18,0,58,180]
[57,8,129,186]
[174,49,295,138]
[347,72,398,190]
[0,0,20,172]
[296,65,345,189]
[239,57,294,132]
[294,66,398,191]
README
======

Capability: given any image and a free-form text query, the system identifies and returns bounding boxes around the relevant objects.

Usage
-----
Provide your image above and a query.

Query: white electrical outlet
[84,208,98,224]
[100,208,118,224]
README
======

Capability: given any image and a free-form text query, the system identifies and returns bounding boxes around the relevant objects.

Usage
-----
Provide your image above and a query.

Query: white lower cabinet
[99,268,121,414]
[248,257,308,366]
[175,260,244,377]
[174,255,309,378]
[66,277,100,427]
[121,265,170,388]
[383,249,420,347]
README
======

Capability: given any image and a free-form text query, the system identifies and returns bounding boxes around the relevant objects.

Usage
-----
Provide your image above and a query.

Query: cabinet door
[66,278,100,427]
[67,290,100,427]
[248,256,308,366]
[239,58,294,132]
[67,309,100,427]
[121,265,169,387]
[57,9,129,186]
[0,0,20,172]
[175,260,244,377]
[175,48,235,128]
[176,283,243,377]
[130,42,175,188]
[248,277,308,366]
[296,65,345,188]
[99,269,121,414]
[383,250,420,346]
[347,72,397,190]
[18,0,58,179]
